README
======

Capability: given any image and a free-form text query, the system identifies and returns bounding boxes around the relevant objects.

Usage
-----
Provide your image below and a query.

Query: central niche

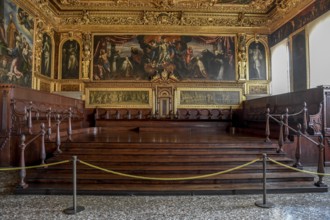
[156,87,174,118]
[92,35,236,81]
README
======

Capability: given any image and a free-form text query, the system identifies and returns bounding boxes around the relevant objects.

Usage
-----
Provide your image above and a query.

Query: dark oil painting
[92,35,236,81]
[41,33,52,77]
[61,40,80,79]
[291,30,307,92]
[0,0,34,87]
[248,42,267,80]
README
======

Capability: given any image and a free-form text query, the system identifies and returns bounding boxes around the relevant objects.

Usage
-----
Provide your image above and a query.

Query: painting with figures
[0,0,34,87]
[61,40,80,79]
[93,35,236,81]
[41,33,52,77]
[248,42,267,80]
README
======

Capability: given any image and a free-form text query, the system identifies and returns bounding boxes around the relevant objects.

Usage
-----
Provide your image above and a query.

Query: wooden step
[16,181,327,195]
[16,129,327,195]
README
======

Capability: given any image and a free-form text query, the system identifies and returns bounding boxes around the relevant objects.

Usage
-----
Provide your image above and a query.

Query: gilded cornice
[51,0,269,13]
[16,0,314,34]
[84,81,245,89]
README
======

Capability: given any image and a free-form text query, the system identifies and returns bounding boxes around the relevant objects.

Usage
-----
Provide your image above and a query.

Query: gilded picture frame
[85,88,153,108]
[176,88,242,109]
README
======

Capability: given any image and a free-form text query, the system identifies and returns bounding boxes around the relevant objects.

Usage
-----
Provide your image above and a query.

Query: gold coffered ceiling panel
[22,0,315,34]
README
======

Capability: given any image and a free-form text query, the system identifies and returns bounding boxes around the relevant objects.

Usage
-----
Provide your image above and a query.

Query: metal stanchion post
[255,153,275,208]
[63,156,85,215]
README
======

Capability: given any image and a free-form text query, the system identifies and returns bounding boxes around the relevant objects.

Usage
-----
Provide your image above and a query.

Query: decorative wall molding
[18,0,314,34]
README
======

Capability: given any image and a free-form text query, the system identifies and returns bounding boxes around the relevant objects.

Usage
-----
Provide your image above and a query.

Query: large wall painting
[0,0,34,87]
[291,29,307,92]
[177,88,241,109]
[86,88,152,108]
[41,33,52,77]
[93,35,236,81]
[248,41,267,80]
[61,39,80,79]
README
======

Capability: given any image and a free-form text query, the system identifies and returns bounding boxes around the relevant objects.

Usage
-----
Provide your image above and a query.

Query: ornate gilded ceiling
[19,0,315,34]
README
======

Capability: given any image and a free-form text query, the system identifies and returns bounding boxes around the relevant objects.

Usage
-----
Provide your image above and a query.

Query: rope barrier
[0,160,70,171]
[268,157,330,176]
[79,158,261,181]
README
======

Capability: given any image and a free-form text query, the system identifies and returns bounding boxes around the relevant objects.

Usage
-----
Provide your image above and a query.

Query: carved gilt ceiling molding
[19,0,315,34]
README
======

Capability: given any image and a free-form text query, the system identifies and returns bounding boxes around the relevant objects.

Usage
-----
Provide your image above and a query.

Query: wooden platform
[15,125,328,195]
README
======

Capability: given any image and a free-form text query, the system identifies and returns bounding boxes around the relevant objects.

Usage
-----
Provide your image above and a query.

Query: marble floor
[1,168,330,220]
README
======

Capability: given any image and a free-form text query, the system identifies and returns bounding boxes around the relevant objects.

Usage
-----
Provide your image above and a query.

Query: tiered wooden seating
[15,124,327,195]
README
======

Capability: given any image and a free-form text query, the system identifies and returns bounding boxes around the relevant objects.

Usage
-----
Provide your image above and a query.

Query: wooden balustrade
[315,135,326,187]
[0,85,86,167]
[293,124,302,169]
[18,123,46,188]
[266,107,326,186]
[265,103,308,144]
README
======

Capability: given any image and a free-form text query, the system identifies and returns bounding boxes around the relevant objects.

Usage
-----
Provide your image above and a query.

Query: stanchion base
[255,201,275,208]
[63,206,85,215]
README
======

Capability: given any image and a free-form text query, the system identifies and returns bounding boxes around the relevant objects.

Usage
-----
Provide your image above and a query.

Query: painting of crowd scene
[180,90,240,106]
[89,90,150,106]
[93,35,236,81]
[0,0,34,87]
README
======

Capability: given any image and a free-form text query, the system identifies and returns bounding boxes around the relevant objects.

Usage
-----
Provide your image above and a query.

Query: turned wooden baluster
[293,124,303,169]
[19,134,28,189]
[94,108,99,120]
[40,123,46,165]
[54,114,62,154]
[127,110,131,120]
[277,115,284,153]
[116,110,120,119]
[23,105,27,121]
[46,108,52,141]
[137,110,142,119]
[265,108,271,143]
[27,102,33,135]
[67,108,72,142]
[315,135,327,187]
[303,102,308,134]
[284,108,290,143]
[175,109,179,119]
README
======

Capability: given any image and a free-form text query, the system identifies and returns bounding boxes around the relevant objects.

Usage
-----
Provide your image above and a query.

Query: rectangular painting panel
[291,29,308,92]
[86,88,152,108]
[248,84,268,95]
[93,35,236,81]
[177,88,241,109]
